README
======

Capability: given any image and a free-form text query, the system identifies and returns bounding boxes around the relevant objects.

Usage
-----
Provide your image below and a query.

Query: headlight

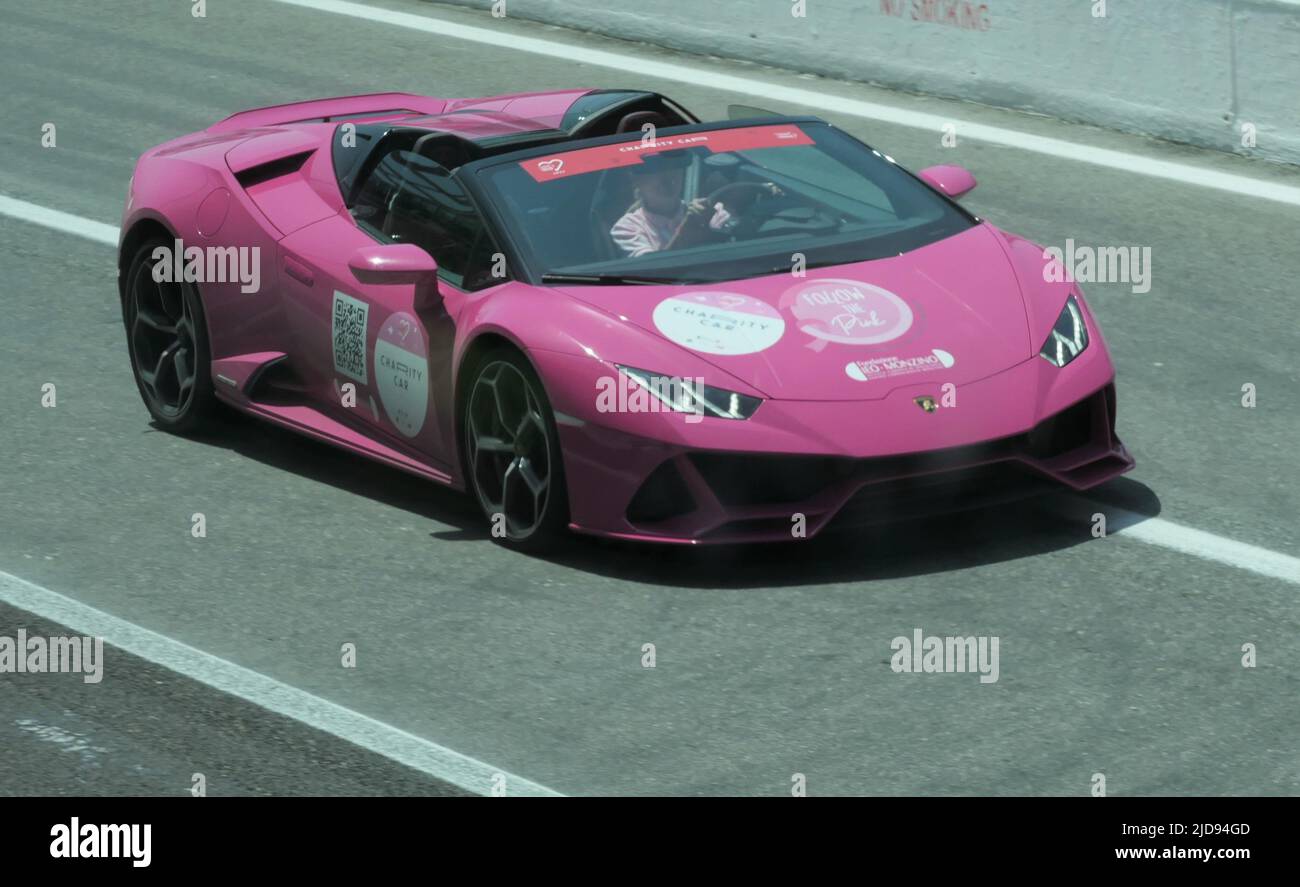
[615,365,762,420]
[1039,295,1089,367]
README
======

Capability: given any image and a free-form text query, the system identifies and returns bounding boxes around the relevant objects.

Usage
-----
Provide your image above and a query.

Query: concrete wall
[432,0,1300,165]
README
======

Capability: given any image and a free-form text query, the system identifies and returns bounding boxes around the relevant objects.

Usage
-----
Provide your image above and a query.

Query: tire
[122,237,218,434]
[462,347,570,550]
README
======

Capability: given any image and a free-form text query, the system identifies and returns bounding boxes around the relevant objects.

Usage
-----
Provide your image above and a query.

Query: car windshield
[472,120,976,284]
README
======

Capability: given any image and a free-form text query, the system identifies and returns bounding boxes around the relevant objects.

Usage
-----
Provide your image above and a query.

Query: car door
[278,144,502,472]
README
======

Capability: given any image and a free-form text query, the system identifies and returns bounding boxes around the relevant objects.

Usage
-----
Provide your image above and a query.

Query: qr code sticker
[332,291,369,384]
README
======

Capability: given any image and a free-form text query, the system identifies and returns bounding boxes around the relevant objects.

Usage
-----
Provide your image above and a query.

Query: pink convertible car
[119,88,1133,548]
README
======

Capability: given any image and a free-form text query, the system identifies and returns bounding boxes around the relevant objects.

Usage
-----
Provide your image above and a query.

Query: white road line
[0,195,119,246]
[1119,514,1300,585]
[271,0,1300,209]
[1058,499,1300,586]
[0,570,563,797]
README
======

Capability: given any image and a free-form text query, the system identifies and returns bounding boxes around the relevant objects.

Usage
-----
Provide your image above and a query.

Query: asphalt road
[0,603,468,796]
[0,0,1297,796]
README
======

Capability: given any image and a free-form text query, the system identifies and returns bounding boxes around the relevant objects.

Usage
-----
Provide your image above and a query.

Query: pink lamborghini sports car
[119,88,1133,548]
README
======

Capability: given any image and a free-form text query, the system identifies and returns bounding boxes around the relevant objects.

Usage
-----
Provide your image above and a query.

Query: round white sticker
[374,312,429,438]
[652,292,785,356]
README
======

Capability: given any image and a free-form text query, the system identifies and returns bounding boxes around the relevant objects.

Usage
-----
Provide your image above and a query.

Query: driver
[610,155,732,257]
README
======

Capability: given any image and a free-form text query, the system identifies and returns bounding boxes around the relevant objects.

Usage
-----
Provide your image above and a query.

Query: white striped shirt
[610,206,685,257]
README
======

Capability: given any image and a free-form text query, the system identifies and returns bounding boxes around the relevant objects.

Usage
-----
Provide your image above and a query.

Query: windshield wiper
[540,272,689,286]
[756,257,850,276]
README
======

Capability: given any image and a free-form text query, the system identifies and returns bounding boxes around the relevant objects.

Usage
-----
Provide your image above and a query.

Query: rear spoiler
[206,92,449,133]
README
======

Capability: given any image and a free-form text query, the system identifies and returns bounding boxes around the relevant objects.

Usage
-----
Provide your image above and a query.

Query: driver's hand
[685,198,732,230]
[761,182,784,197]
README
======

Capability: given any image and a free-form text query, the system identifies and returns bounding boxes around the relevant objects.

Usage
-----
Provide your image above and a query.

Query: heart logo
[718,295,748,309]
[537,158,564,175]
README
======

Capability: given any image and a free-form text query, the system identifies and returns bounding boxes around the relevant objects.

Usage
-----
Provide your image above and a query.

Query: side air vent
[234,150,314,189]
[244,354,307,406]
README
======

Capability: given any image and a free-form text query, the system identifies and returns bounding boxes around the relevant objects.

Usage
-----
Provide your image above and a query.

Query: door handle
[284,255,315,286]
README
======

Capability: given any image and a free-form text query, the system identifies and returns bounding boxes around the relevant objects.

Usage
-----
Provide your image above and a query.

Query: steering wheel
[699,182,782,237]
[703,181,777,209]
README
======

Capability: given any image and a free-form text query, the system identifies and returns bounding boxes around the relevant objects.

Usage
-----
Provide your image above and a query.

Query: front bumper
[611,385,1128,543]
[541,352,1133,544]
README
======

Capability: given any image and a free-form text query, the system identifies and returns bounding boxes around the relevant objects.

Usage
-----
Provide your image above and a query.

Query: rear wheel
[123,238,218,434]
[463,349,569,550]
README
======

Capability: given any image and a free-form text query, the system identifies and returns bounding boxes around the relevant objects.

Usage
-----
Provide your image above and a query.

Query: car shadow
[543,477,1162,588]
[173,409,1161,589]
[160,407,485,531]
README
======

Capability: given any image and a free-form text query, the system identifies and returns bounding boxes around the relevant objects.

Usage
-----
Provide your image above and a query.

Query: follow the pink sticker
[780,278,914,348]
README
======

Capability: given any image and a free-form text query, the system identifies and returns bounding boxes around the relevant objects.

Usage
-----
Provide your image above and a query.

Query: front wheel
[463,349,570,550]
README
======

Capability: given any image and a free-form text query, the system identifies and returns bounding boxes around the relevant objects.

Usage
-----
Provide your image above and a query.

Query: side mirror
[348,243,440,310]
[918,164,978,199]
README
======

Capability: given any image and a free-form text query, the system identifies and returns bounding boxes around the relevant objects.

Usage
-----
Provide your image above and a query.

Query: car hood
[553,223,1034,401]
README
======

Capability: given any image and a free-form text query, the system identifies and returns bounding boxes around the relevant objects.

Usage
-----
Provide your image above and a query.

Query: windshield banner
[519,124,814,182]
